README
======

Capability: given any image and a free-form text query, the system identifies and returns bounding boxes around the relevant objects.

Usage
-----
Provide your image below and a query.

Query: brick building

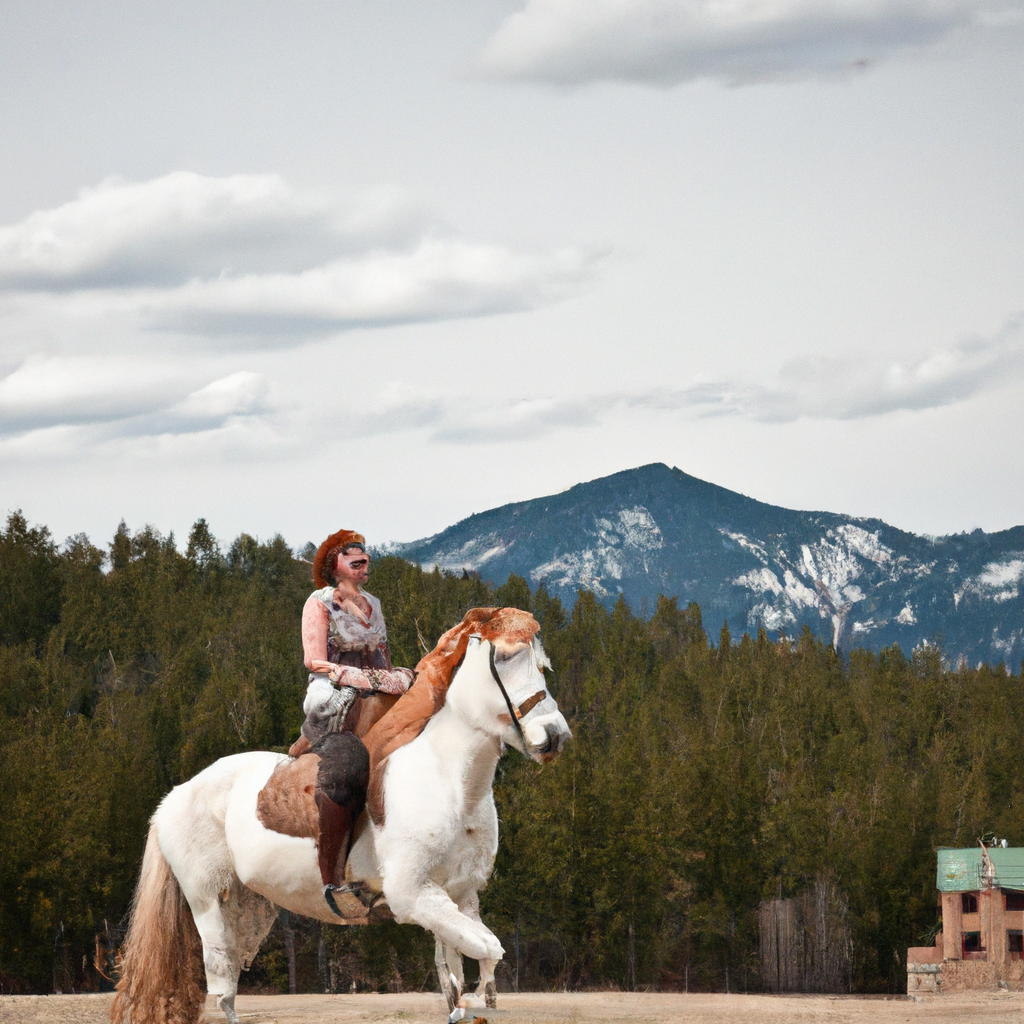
[907,846,1024,994]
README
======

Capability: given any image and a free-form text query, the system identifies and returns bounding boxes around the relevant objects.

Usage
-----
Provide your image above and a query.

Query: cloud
[0,356,272,438]
[6,313,1017,455]
[0,172,419,290]
[687,315,1024,422]
[164,371,270,425]
[138,240,594,336]
[0,356,184,433]
[0,172,598,344]
[476,0,1024,86]
[337,314,1024,442]
[431,395,608,442]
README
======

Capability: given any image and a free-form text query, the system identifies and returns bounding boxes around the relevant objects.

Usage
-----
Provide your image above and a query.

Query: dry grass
[3,991,1024,1024]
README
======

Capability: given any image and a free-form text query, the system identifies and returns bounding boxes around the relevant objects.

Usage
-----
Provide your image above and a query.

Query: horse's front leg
[434,937,463,1013]
[477,955,498,1009]
[443,948,497,1013]
[457,893,497,1010]
[383,866,504,963]
[436,937,497,1022]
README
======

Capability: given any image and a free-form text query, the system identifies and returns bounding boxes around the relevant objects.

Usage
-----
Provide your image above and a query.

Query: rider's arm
[302,595,332,672]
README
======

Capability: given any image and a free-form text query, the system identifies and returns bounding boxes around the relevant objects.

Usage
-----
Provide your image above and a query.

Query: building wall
[940,959,1024,993]
[910,889,1024,995]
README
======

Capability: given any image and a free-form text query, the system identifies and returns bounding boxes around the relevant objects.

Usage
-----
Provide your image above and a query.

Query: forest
[2,510,1023,997]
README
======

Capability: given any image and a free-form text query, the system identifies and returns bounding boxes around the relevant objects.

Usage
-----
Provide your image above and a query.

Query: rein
[487,642,546,752]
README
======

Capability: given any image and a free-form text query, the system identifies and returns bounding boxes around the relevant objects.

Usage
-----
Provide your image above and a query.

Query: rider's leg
[312,731,369,914]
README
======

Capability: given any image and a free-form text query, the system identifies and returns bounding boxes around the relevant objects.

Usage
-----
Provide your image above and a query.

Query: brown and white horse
[111,607,571,1024]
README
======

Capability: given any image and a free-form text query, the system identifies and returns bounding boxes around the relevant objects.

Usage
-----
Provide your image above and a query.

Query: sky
[2,0,1023,554]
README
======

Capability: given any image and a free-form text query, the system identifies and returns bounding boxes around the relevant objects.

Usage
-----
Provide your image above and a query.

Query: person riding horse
[289,529,413,914]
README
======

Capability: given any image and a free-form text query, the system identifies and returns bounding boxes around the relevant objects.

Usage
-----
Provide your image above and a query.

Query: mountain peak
[393,465,1024,667]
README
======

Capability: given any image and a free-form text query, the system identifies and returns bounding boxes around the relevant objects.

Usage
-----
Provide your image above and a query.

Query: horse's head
[388,607,570,765]
[424,607,569,762]
[466,630,571,762]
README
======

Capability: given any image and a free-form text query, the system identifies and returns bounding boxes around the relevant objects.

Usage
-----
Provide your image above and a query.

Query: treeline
[2,510,1023,995]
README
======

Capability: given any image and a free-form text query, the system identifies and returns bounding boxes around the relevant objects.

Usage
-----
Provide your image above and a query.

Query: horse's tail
[111,821,205,1024]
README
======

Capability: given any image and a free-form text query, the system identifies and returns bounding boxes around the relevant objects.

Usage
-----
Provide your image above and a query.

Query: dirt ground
[2,991,1024,1024]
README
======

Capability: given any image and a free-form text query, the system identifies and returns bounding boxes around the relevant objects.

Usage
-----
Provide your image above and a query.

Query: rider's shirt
[311,585,392,671]
[300,587,410,745]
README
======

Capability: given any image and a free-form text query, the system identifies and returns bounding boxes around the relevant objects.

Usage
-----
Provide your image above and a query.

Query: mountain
[391,464,1024,667]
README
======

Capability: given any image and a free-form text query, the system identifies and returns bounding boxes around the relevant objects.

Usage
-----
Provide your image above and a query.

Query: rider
[289,529,413,914]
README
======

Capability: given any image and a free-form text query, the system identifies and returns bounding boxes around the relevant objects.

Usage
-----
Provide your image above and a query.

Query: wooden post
[942,893,962,960]
[989,889,1007,964]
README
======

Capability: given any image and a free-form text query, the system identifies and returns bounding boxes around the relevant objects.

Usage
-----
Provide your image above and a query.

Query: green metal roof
[936,848,1024,892]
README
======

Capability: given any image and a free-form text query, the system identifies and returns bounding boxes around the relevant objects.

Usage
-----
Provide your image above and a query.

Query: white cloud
[139,240,594,335]
[3,290,1018,455]
[0,356,273,439]
[0,355,186,432]
[0,172,335,288]
[684,314,1024,422]
[332,314,1024,442]
[168,372,269,421]
[0,172,598,344]
[477,0,1024,85]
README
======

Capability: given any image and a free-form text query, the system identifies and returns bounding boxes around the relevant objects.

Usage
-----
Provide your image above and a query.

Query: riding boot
[310,732,370,916]
[315,789,352,912]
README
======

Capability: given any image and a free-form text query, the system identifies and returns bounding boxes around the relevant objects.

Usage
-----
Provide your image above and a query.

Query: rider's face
[335,548,369,586]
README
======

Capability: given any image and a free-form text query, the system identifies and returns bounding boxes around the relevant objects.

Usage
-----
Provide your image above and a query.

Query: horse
[110,607,571,1024]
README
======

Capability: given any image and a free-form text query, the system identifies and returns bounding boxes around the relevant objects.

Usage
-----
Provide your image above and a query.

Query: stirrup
[323,881,365,917]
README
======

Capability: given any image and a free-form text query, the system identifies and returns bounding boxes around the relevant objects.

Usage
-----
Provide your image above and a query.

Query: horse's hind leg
[192,900,244,1024]
[192,883,278,1024]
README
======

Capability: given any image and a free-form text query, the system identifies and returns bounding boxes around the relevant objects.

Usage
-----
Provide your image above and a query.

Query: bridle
[487,642,548,752]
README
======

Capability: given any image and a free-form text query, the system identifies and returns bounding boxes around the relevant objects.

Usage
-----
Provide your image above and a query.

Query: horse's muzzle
[524,715,571,763]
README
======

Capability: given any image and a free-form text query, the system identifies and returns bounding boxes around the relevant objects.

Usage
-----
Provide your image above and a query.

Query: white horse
[111,607,571,1024]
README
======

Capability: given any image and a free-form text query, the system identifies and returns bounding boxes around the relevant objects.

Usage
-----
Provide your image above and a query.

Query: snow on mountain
[392,464,1024,668]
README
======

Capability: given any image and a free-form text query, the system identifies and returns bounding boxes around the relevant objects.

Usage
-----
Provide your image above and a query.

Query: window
[1009,930,1024,959]
[1006,892,1024,911]
[962,893,979,914]
[963,931,985,959]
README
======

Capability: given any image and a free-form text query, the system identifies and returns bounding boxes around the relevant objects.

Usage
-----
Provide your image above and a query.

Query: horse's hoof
[216,993,241,1024]
[448,1009,487,1024]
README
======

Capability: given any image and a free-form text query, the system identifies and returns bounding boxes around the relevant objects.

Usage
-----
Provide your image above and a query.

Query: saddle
[256,741,391,923]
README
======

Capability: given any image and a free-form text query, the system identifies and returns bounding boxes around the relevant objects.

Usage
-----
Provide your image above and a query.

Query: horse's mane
[362,606,539,823]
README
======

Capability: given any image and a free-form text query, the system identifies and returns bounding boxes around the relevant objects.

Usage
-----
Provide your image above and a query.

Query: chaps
[311,732,370,887]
